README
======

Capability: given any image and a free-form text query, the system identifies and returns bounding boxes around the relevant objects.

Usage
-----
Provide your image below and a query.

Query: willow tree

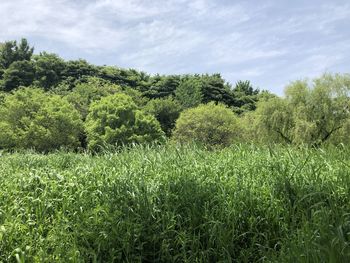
[255,73,350,147]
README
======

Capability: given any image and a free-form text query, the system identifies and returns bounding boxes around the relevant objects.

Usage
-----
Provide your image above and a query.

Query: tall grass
[0,144,350,262]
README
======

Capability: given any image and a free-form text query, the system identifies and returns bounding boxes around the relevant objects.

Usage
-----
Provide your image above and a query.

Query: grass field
[1,144,350,262]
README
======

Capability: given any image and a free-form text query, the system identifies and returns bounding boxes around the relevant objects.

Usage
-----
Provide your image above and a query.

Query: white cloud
[0,0,349,93]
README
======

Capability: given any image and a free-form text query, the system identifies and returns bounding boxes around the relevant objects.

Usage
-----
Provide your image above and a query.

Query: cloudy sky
[1,0,349,94]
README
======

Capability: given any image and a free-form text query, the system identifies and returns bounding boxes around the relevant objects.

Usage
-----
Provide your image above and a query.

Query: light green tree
[0,87,83,151]
[65,77,122,120]
[173,102,239,148]
[254,73,350,146]
[85,93,164,151]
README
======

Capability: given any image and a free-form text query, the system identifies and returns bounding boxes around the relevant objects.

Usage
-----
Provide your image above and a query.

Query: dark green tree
[1,60,35,91]
[143,75,181,99]
[175,77,203,109]
[60,59,98,89]
[33,52,65,90]
[144,97,182,136]
[200,74,235,106]
[97,66,150,92]
[0,38,33,69]
[231,80,260,114]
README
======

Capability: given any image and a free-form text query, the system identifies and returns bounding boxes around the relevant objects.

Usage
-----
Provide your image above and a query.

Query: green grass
[0,144,350,262]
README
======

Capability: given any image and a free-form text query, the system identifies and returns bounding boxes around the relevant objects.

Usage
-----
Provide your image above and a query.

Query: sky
[0,0,349,95]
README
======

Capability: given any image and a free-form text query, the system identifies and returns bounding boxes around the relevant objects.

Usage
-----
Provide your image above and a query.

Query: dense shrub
[65,77,122,120]
[173,102,239,147]
[144,97,182,137]
[85,93,164,151]
[0,87,83,151]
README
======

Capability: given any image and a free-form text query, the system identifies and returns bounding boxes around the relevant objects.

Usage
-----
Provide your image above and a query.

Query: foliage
[1,145,350,262]
[254,73,350,146]
[0,39,262,117]
[201,73,235,106]
[33,52,65,90]
[65,77,122,120]
[173,102,239,147]
[0,38,33,69]
[62,59,98,80]
[144,97,182,136]
[144,75,180,99]
[0,60,35,91]
[97,66,150,92]
[175,77,203,109]
[0,91,7,104]
[231,80,260,114]
[0,87,83,151]
[85,93,164,151]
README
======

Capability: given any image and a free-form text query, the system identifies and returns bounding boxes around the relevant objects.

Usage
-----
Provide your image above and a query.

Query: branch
[275,129,292,144]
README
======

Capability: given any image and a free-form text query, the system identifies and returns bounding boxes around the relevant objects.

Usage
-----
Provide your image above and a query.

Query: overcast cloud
[1,0,349,94]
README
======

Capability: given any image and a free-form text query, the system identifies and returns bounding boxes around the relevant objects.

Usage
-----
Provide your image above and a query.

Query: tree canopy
[85,93,164,151]
[0,87,83,151]
[252,74,350,147]
[0,38,349,151]
[173,103,239,148]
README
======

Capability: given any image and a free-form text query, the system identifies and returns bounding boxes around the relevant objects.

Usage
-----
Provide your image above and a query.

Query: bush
[85,93,164,151]
[0,87,83,151]
[144,97,181,137]
[64,77,122,120]
[0,91,6,104]
[173,102,238,148]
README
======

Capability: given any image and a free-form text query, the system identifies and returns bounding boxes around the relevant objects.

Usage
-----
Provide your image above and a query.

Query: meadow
[1,144,350,262]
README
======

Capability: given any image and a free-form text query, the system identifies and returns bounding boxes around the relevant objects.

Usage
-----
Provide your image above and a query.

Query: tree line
[0,38,349,151]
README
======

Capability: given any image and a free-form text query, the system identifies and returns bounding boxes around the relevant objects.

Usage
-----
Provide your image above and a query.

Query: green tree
[255,74,350,146]
[97,67,150,92]
[201,74,235,106]
[0,38,34,69]
[65,77,122,120]
[1,60,35,91]
[144,75,181,99]
[33,52,65,90]
[0,91,6,104]
[234,80,259,96]
[231,80,260,114]
[173,102,239,148]
[175,77,203,109]
[85,93,164,151]
[60,59,98,89]
[0,87,83,151]
[144,97,182,136]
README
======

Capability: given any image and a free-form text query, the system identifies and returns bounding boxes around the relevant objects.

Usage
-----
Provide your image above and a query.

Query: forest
[1,39,350,262]
[1,38,349,151]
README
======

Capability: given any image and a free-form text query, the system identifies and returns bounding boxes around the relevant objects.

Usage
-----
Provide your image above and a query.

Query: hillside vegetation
[1,39,350,262]
[1,39,349,151]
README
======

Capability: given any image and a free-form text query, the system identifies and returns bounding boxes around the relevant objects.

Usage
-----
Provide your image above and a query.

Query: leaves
[85,93,164,151]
